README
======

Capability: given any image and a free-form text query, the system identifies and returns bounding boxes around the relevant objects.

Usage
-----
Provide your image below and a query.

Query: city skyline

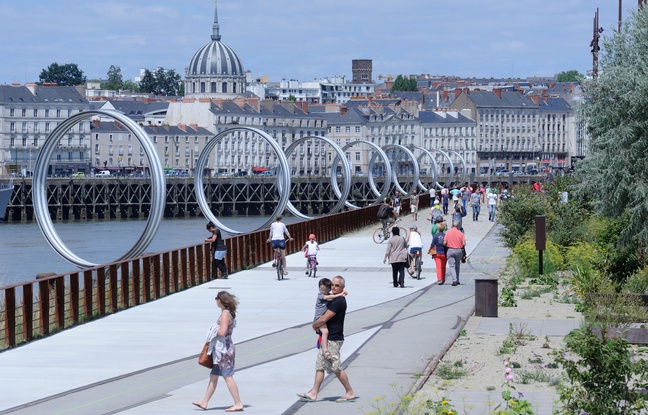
[0,0,634,86]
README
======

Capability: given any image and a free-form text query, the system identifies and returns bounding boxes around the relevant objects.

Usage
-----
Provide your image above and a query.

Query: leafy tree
[122,80,139,92]
[556,69,584,82]
[390,74,418,92]
[577,7,648,247]
[139,67,181,96]
[102,65,124,91]
[39,62,86,86]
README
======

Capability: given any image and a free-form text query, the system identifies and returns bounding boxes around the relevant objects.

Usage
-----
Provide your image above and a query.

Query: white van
[96,170,111,177]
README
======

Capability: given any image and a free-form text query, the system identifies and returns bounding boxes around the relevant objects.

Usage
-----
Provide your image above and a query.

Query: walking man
[470,189,481,221]
[410,189,419,221]
[444,221,466,286]
[297,276,357,403]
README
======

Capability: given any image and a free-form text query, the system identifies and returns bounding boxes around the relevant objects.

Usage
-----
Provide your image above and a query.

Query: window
[56,109,61,117]
[355,126,361,133]
[33,109,38,117]
[22,109,26,117]
[10,109,14,117]
[45,109,49,117]
[222,82,227,93]
[345,126,351,133]
[335,126,341,133]
[355,152,360,161]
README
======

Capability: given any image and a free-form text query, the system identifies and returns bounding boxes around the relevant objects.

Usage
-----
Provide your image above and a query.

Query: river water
[0,216,301,287]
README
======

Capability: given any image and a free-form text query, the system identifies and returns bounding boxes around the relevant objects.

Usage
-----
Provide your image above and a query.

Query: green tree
[39,62,86,86]
[102,65,124,91]
[556,69,584,82]
[577,7,648,247]
[390,74,418,92]
[139,67,181,96]
[122,79,139,92]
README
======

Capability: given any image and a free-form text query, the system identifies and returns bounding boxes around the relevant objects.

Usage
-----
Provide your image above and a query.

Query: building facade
[450,90,573,173]
[0,84,91,176]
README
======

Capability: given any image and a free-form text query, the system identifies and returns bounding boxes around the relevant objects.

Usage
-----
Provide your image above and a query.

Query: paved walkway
[0,212,574,415]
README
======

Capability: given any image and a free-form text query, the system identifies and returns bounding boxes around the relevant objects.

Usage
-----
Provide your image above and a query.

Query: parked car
[495,169,510,176]
[511,170,523,175]
[96,170,111,177]
[233,171,248,177]
[71,172,85,178]
[527,169,539,175]
[256,171,274,177]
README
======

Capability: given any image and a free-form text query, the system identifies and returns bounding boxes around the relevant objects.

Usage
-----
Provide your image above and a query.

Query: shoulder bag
[198,342,213,369]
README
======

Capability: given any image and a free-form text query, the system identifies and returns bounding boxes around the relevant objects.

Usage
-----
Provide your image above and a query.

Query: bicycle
[372,219,407,244]
[410,249,423,280]
[306,254,317,278]
[273,246,284,280]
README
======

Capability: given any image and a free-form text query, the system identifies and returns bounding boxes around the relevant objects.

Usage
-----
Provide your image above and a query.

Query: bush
[512,238,564,279]
[498,187,550,249]
[554,325,648,415]
[624,266,648,294]
[564,241,601,275]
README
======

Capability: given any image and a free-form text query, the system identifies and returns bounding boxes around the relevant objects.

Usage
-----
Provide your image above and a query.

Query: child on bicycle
[313,278,347,360]
[302,233,320,275]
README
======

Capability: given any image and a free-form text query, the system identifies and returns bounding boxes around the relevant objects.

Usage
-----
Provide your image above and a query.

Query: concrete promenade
[0,212,562,415]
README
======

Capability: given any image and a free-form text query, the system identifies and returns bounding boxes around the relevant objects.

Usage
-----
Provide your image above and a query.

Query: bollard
[475,278,498,317]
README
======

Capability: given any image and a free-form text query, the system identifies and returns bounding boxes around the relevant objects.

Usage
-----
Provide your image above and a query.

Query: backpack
[377,204,389,219]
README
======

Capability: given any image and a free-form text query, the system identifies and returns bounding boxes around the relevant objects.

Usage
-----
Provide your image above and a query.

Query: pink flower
[507,374,513,381]
[506,368,512,373]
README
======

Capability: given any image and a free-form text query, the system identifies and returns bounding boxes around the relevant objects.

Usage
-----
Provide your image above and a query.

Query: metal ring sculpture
[33,110,166,268]
[376,144,421,196]
[412,146,440,193]
[282,136,352,219]
[331,141,393,209]
[194,127,291,235]
[429,149,455,189]
[449,150,468,185]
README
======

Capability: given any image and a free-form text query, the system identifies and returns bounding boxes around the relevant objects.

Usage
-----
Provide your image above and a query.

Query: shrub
[553,325,648,415]
[564,241,601,275]
[498,187,550,249]
[512,238,564,279]
[624,266,648,294]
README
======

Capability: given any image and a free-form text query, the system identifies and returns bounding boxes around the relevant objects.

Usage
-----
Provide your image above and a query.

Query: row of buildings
[0,1,582,179]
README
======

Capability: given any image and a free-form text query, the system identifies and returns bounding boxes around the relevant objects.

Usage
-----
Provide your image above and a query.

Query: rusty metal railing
[1,202,400,350]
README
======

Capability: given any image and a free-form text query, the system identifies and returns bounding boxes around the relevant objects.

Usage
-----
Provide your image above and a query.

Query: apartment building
[0,84,91,176]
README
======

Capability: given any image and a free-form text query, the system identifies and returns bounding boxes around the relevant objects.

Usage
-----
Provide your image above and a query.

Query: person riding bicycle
[268,216,292,275]
[302,234,320,275]
[376,197,395,233]
[406,225,424,275]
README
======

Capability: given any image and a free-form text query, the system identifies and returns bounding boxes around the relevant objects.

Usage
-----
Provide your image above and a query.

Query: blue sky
[0,0,634,85]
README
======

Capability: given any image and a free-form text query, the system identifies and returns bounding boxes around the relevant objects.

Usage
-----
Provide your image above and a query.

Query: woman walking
[193,291,244,412]
[431,222,447,285]
[383,226,408,288]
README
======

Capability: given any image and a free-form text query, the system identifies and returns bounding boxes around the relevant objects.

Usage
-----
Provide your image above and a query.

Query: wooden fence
[0,203,393,350]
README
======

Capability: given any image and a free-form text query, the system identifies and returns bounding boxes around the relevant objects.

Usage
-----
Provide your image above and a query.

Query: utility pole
[590,8,603,78]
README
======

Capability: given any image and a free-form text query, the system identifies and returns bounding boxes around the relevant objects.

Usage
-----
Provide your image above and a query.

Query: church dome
[185,1,245,98]
[187,40,244,77]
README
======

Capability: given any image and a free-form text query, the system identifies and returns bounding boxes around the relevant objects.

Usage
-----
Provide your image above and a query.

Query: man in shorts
[392,191,401,219]
[410,189,419,221]
[297,276,357,403]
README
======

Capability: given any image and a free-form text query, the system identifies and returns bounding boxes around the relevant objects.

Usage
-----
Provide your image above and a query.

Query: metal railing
[0,202,394,350]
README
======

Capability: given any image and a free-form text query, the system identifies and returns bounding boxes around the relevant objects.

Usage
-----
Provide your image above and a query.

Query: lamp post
[29,144,33,177]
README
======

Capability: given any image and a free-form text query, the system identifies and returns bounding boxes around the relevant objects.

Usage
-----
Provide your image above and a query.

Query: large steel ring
[449,150,468,185]
[283,136,351,219]
[377,144,420,196]
[194,127,291,234]
[430,149,455,189]
[33,110,166,268]
[331,141,392,209]
[412,146,439,193]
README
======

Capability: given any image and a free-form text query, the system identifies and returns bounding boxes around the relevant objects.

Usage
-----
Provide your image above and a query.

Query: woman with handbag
[430,222,447,285]
[383,226,408,288]
[193,291,244,412]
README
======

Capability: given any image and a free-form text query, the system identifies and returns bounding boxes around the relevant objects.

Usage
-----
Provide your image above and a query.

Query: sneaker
[305,271,309,275]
